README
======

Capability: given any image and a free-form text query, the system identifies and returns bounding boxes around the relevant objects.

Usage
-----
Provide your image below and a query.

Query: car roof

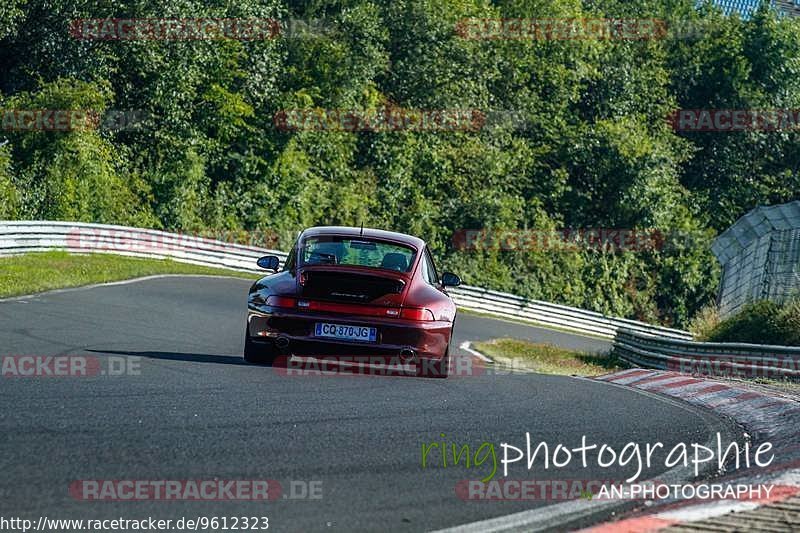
[300,226,425,249]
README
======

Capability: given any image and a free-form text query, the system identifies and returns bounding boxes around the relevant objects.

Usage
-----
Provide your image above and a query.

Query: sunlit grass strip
[473,338,627,377]
[0,251,258,298]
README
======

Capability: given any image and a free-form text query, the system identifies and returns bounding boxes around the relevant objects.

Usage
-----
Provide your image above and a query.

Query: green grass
[473,338,628,377]
[0,251,259,298]
[749,377,800,394]
[695,299,800,346]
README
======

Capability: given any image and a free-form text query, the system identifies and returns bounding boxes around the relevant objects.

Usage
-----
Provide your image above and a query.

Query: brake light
[262,297,434,320]
[266,296,297,308]
[400,308,436,321]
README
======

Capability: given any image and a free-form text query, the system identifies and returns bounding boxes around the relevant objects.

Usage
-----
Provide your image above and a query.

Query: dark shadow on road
[86,350,442,378]
[86,349,274,367]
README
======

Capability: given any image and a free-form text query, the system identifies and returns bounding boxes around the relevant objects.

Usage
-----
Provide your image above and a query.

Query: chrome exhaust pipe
[399,348,417,365]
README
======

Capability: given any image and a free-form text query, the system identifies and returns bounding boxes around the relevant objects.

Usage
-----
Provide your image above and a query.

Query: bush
[689,304,721,341]
[704,299,800,346]
[775,299,800,346]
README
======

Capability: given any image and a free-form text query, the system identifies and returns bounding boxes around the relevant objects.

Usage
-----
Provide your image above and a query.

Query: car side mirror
[257,255,280,272]
[441,272,461,287]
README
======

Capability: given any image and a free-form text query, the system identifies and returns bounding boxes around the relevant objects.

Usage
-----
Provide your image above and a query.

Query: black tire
[417,344,450,379]
[243,330,279,365]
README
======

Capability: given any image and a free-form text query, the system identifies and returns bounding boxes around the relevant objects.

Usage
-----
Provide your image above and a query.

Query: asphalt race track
[0,277,737,532]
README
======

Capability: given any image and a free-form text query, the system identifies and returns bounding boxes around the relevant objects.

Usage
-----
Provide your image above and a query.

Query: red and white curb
[583,368,800,531]
[596,369,800,446]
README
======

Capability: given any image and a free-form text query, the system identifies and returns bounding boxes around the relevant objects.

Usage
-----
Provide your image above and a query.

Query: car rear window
[300,236,416,273]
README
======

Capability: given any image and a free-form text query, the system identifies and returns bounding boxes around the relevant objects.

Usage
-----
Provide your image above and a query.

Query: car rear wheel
[243,330,279,365]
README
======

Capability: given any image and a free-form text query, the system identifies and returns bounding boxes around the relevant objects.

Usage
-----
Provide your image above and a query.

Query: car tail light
[400,308,436,321]
[262,297,434,321]
[266,296,297,308]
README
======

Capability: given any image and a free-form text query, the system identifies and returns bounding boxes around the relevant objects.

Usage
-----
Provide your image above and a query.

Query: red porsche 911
[245,226,461,378]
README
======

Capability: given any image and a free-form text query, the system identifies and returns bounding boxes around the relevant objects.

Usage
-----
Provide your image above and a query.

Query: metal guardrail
[0,220,693,342]
[0,220,288,273]
[4,221,797,377]
[447,286,692,341]
[613,329,800,378]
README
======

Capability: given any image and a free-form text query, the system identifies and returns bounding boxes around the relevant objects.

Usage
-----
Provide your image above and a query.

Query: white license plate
[314,323,377,343]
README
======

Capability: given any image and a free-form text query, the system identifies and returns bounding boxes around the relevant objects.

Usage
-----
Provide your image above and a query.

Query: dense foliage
[1,1,799,327]
[694,299,800,346]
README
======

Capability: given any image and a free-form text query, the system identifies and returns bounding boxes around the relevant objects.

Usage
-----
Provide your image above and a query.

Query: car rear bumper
[247,307,451,360]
